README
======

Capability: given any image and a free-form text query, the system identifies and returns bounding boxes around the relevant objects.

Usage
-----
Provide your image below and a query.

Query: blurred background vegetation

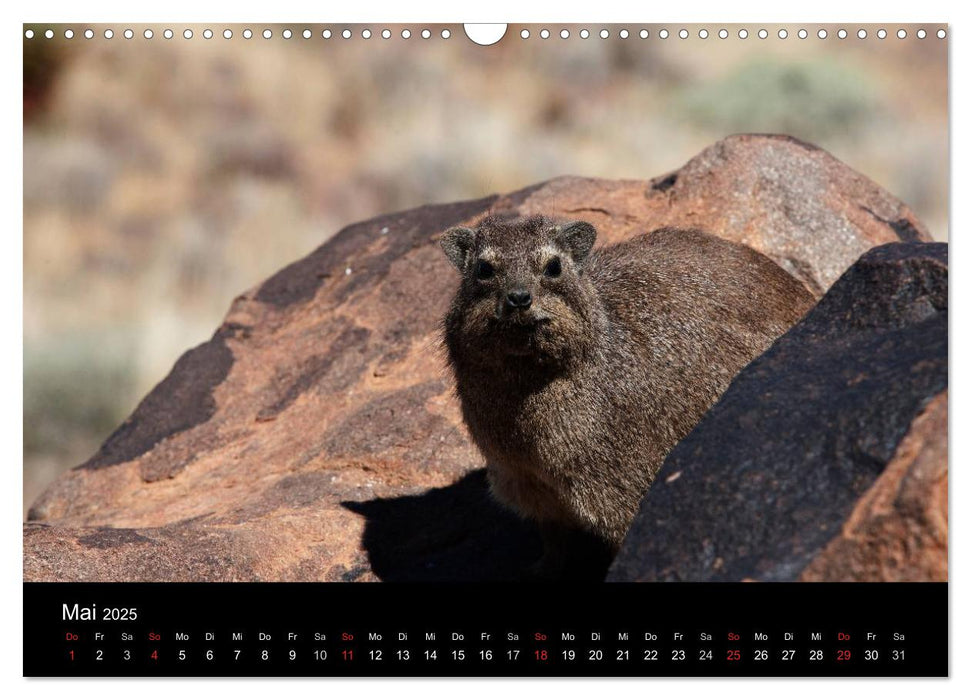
[23,24,948,514]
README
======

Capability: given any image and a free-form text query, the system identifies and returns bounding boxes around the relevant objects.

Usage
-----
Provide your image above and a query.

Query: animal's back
[576,228,816,524]
[589,228,812,342]
[588,228,813,385]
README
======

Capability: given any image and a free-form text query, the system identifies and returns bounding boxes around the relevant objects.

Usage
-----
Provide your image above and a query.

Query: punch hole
[897,29,907,39]
[283,29,293,39]
[659,29,668,39]
[303,29,312,39]
[421,29,431,39]
[143,29,153,39]
[243,29,253,39]
[857,29,867,39]
[463,24,507,46]
[600,29,609,39]
[738,29,748,39]
[442,29,451,39]
[84,29,94,39]
[718,29,728,39]
[698,29,709,39]
[639,29,648,39]
[64,29,74,39]
[798,29,808,39]
[817,29,828,39]
[917,29,926,39]
[401,29,411,39]
[581,29,591,39]
[560,29,569,39]
[620,29,630,39]
[342,29,352,39]
[124,29,133,40]
[877,29,887,39]
[382,29,391,39]
[837,29,847,39]
[223,29,233,39]
[757,29,768,39]
[778,29,788,39]
[322,29,332,39]
[937,29,946,39]
[164,29,174,39]
[678,29,688,39]
[362,29,372,39]
[203,29,213,39]
[183,29,193,39]
[540,29,550,39]
[520,29,529,39]
[45,29,54,39]
[24,29,34,39]
[263,29,273,39]
[104,29,114,39]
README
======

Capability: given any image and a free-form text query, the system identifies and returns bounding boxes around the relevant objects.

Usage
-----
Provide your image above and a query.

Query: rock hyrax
[440,215,815,577]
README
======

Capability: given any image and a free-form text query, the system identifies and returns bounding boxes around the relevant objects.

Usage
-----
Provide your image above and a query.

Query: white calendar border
[3,0,964,698]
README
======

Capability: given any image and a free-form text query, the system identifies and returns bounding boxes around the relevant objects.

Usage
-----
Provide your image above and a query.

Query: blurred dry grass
[23,24,948,513]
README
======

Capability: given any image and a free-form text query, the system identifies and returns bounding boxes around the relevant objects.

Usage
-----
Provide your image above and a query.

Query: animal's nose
[506,289,532,309]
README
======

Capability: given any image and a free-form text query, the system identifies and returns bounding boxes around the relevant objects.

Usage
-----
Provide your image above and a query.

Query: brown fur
[440,215,815,574]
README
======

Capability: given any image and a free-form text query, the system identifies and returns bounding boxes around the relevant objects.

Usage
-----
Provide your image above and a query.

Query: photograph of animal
[441,215,815,577]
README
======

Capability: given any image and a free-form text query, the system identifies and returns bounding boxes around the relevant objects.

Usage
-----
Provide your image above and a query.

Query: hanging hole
[463,23,507,46]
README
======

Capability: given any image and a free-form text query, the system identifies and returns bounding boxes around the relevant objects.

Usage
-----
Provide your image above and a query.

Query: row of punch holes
[24,26,948,42]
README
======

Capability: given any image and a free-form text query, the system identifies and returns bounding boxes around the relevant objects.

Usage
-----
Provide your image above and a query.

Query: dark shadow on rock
[341,469,609,581]
[344,469,612,582]
[343,470,541,581]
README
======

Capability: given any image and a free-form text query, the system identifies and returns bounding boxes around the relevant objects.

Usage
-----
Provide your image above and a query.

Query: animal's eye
[544,257,562,278]
[475,260,495,280]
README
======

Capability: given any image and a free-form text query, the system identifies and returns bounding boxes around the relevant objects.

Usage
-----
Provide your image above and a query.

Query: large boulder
[24,135,932,582]
[608,242,947,582]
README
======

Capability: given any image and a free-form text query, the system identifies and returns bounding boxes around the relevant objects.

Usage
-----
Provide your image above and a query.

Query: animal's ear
[440,226,476,271]
[554,221,597,264]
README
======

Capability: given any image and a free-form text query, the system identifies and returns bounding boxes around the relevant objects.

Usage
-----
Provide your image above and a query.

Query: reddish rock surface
[800,392,948,582]
[24,135,931,582]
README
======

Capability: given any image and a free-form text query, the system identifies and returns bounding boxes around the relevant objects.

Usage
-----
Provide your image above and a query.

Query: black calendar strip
[24,582,947,677]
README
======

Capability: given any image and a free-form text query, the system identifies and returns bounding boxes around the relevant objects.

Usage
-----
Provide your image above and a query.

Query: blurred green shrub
[677,59,878,141]
[24,332,137,460]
